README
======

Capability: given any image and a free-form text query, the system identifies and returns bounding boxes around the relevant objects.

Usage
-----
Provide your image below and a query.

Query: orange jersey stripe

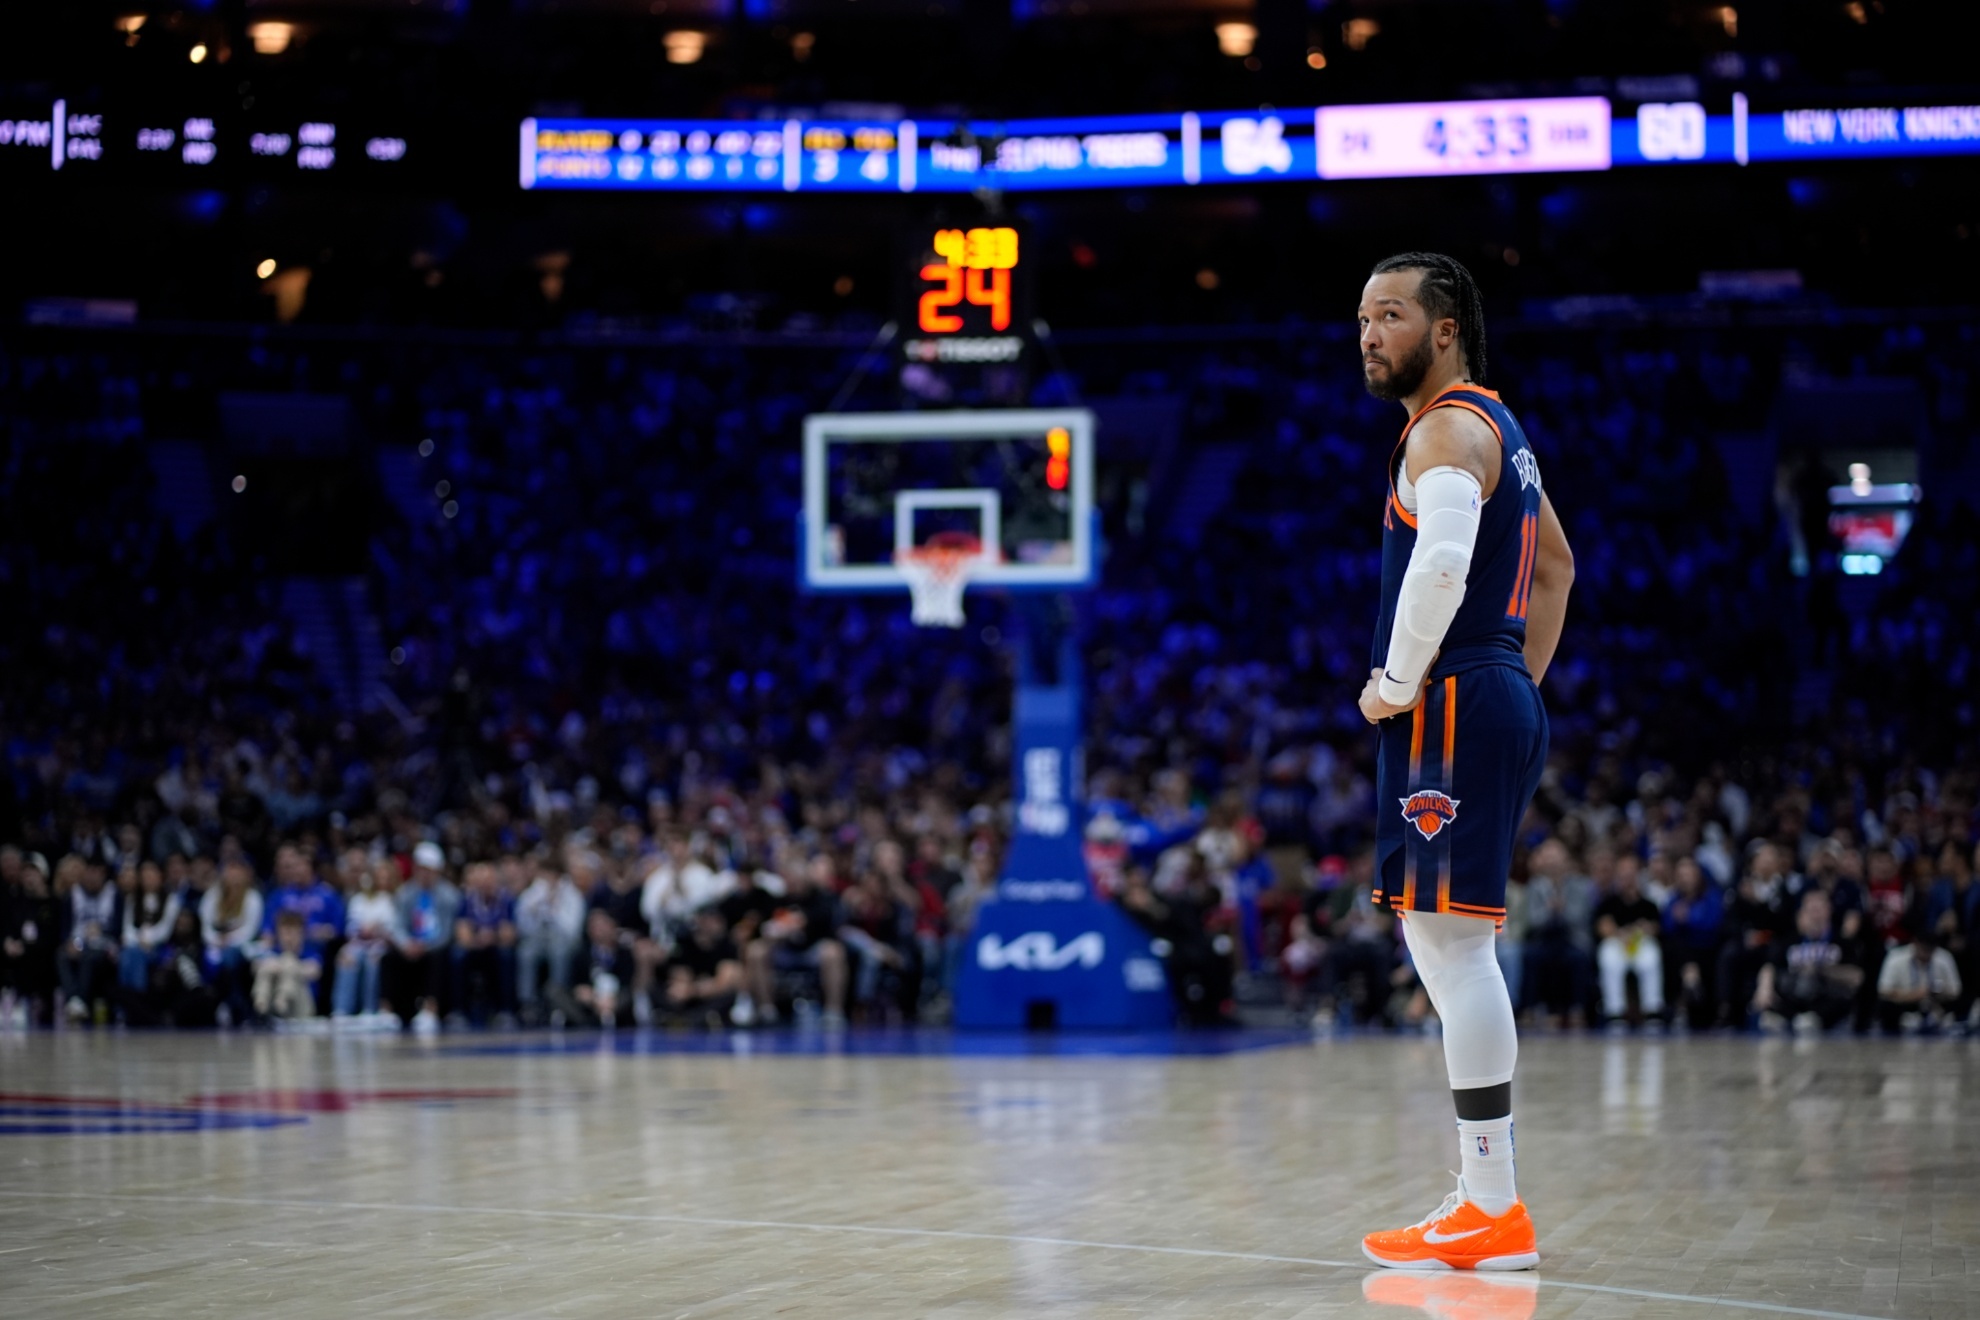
[1438,676,1457,913]
[1403,701,1426,910]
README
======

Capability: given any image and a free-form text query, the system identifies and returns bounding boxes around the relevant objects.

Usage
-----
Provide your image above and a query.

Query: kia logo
[977,931,1105,972]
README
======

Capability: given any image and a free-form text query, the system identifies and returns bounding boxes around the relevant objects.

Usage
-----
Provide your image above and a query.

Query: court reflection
[1361,1270,1539,1320]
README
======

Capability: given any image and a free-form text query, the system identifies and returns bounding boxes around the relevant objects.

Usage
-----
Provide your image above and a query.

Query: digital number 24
[918,264,1011,333]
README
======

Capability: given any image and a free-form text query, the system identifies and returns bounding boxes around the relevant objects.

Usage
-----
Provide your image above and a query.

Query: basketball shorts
[1374,662,1548,926]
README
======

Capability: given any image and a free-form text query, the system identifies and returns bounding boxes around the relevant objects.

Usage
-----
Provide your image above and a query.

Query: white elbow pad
[1379,466,1482,704]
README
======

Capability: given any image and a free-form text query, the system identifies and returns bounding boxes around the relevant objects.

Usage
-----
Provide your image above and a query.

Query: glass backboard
[800,408,1096,592]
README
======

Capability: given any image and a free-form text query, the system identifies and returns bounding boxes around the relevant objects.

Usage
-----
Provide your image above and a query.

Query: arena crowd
[2,311,1974,1036]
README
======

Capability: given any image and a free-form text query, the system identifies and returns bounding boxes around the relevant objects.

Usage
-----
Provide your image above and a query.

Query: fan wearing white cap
[388,841,460,1033]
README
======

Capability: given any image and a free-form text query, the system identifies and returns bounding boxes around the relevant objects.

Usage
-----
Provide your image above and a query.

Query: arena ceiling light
[1214,22,1256,57]
[664,30,706,64]
[249,22,294,55]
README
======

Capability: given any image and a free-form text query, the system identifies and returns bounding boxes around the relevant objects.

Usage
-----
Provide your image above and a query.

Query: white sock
[1457,1116,1518,1216]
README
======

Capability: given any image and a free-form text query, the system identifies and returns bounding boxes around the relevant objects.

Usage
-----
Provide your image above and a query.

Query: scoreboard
[522,95,1980,193]
[0,97,416,181]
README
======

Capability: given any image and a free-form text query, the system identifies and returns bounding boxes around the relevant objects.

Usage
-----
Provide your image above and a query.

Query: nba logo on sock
[1400,790,1460,840]
[1477,1134,1490,1156]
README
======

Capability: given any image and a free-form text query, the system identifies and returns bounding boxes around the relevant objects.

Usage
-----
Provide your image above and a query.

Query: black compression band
[1452,1081,1512,1122]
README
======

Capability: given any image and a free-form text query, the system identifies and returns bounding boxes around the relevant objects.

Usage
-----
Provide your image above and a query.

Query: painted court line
[0,1190,1891,1320]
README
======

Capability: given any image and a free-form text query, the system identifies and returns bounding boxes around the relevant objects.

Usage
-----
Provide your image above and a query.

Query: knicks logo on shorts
[1400,790,1461,840]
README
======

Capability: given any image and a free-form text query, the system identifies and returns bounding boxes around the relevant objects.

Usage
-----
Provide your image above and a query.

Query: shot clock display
[902,225,1029,366]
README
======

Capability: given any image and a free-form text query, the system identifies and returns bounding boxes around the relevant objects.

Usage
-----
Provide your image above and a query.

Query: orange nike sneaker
[1361,1182,1540,1272]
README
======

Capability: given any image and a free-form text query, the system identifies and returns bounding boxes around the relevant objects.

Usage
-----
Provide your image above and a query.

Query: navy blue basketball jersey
[1372,384,1545,680]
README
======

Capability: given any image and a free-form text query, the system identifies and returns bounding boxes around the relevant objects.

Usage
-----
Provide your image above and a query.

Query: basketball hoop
[896,532,987,629]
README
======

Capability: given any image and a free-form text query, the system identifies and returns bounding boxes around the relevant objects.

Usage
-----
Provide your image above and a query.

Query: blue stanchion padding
[953,890,1173,1030]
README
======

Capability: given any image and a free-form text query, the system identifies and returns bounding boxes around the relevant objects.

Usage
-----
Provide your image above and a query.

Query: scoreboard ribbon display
[521,95,1980,193]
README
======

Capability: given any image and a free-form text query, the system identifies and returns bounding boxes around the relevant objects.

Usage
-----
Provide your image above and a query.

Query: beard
[1362,333,1435,403]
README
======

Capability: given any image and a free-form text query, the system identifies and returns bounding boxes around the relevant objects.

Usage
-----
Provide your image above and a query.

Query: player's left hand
[1359,667,1428,724]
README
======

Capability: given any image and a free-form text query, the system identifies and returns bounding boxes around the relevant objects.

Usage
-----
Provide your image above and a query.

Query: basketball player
[1352,253,1574,1271]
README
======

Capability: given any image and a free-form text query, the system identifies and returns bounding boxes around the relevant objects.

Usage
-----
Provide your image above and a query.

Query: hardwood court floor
[0,1027,1973,1319]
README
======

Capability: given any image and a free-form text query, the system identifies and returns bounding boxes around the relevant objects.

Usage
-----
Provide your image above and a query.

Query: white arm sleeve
[1378,465,1482,706]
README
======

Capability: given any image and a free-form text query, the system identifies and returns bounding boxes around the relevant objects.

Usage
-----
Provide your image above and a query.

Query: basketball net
[896,534,984,629]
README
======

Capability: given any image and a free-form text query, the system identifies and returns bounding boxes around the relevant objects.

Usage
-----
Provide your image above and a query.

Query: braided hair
[1370,252,1488,386]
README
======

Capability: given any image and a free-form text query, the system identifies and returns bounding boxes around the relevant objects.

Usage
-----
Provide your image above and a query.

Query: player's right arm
[1523,491,1574,686]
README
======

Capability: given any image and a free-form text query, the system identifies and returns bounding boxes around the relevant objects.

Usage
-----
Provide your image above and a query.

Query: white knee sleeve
[1403,911,1518,1090]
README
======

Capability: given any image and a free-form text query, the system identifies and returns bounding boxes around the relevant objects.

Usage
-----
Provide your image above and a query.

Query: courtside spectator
[1594,856,1665,1027]
[119,861,180,1013]
[515,856,586,1024]
[451,862,518,1027]
[1524,841,1596,1026]
[333,860,401,1025]
[641,832,728,945]
[738,852,848,1027]
[151,908,219,1027]
[1921,841,1977,1027]
[1660,857,1724,1030]
[1876,931,1962,1034]
[386,842,459,1033]
[265,845,345,963]
[200,861,265,1026]
[1,852,58,1027]
[552,909,635,1028]
[59,858,122,1024]
[253,910,322,1024]
[1720,845,1794,1029]
[1754,891,1861,1035]
[662,907,743,1025]
[580,849,664,1022]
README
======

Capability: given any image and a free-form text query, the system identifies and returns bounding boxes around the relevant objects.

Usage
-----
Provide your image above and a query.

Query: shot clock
[901,224,1030,366]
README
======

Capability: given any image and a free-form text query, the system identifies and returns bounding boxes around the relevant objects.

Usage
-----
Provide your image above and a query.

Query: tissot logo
[977,931,1105,972]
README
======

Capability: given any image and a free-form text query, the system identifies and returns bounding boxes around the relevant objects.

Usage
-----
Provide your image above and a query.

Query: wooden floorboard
[0,1029,1972,1318]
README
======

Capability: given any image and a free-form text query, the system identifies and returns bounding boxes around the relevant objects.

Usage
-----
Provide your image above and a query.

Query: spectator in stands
[737,851,848,1027]
[264,844,345,968]
[581,849,664,1023]
[641,831,728,946]
[1,851,58,1027]
[1595,855,1665,1028]
[1524,840,1596,1026]
[1304,851,1398,1027]
[1720,844,1794,1029]
[1753,890,1862,1035]
[332,859,400,1026]
[1497,868,1530,1017]
[1119,850,1237,1027]
[1876,930,1963,1034]
[878,837,948,1008]
[253,910,322,1025]
[119,860,180,1014]
[515,855,586,1024]
[1921,841,1977,1027]
[386,841,459,1033]
[551,908,634,1028]
[200,861,264,1026]
[662,907,743,1025]
[1660,857,1725,1030]
[839,866,921,1022]
[150,907,218,1027]
[451,861,518,1027]
[58,857,122,1024]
